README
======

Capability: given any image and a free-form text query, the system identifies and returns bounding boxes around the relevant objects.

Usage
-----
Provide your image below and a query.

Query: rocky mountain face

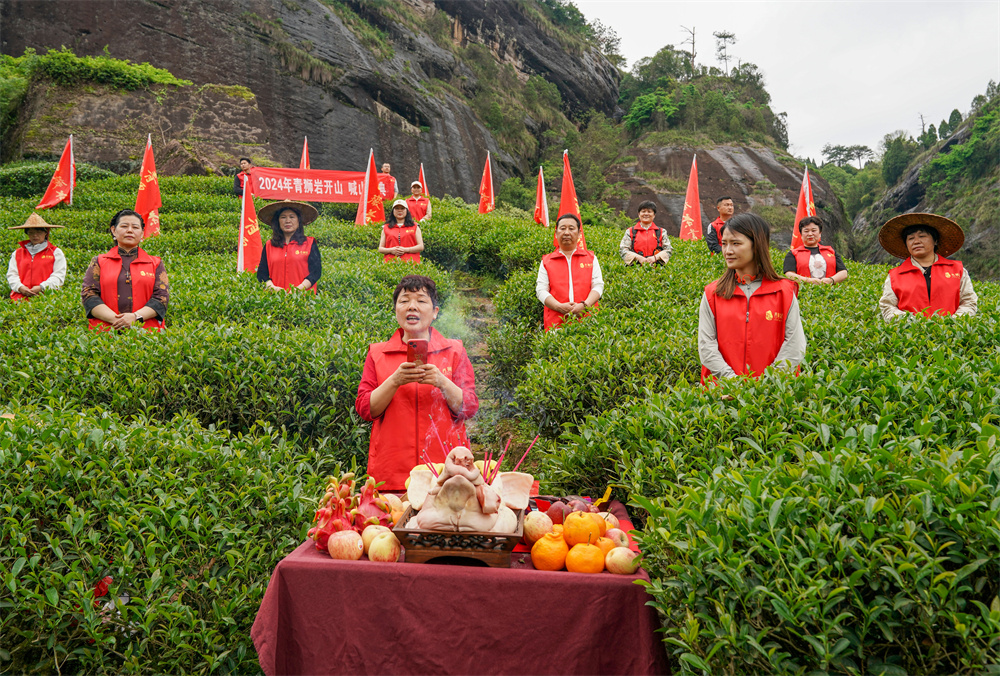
[2,0,618,200]
[607,139,850,249]
[850,120,999,280]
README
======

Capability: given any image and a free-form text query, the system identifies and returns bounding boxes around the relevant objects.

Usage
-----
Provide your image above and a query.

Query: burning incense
[511,434,540,473]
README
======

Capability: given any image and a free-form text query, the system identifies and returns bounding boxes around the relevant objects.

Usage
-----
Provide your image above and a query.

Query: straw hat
[878,213,964,259]
[8,213,64,230]
[257,200,319,227]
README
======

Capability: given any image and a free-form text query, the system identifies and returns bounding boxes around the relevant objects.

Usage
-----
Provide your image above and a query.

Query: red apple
[599,511,620,529]
[327,530,364,560]
[362,524,392,555]
[522,510,554,545]
[605,547,640,575]
[604,528,629,548]
[546,501,570,525]
[567,499,590,513]
[368,531,401,563]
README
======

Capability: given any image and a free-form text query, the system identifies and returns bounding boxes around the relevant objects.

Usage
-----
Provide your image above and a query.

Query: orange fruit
[563,511,603,547]
[552,524,564,536]
[585,512,608,537]
[565,543,605,574]
[531,531,569,571]
[594,536,616,558]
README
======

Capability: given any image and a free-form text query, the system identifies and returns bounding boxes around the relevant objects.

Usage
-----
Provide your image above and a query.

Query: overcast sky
[576,0,1000,163]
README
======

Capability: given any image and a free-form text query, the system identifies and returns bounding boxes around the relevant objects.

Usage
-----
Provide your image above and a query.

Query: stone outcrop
[607,140,850,249]
[2,0,620,200]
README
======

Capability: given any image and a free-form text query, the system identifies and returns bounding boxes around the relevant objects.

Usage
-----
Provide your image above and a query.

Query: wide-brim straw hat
[257,200,319,227]
[878,212,964,259]
[8,212,64,230]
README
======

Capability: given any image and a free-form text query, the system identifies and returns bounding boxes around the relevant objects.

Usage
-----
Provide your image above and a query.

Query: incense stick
[512,434,540,473]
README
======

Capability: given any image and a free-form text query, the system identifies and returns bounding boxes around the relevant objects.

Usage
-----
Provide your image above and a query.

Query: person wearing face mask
[355,275,479,491]
[536,213,604,331]
[877,213,977,321]
[379,200,424,263]
[81,209,169,331]
[783,216,849,285]
[7,213,67,300]
[698,213,805,383]
[255,200,322,293]
[620,200,672,266]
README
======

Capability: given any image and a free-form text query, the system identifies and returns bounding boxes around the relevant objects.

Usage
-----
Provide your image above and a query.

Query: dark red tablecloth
[251,501,668,675]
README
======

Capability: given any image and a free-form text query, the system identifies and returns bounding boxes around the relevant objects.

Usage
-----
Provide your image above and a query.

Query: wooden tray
[392,506,524,568]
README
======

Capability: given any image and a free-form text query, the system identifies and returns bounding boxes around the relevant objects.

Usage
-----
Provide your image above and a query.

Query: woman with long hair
[256,200,321,293]
[698,213,805,382]
[378,200,424,263]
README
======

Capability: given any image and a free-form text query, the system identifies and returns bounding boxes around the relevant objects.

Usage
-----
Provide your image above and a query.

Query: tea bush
[0,162,117,198]
[0,407,333,673]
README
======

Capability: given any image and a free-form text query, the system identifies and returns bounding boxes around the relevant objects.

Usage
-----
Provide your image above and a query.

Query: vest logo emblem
[944,272,952,278]
[766,310,784,321]
[442,366,453,375]
[579,262,592,268]
[140,270,153,277]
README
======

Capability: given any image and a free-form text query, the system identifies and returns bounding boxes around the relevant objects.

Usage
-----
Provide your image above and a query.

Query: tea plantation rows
[1,169,998,674]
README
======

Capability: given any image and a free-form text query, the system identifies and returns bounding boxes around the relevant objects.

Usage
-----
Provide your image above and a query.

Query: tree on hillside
[948,108,963,132]
[590,18,624,68]
[919,124,938,149]
[822,143,850,167]
[939,119,950,138]
[680,25,697,79]
[847,145,873,169]
[713,31,737,74]
[881,132,918,186]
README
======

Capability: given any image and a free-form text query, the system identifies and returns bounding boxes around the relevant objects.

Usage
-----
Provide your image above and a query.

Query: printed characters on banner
[135,134,162,238]
[238,183,263,272]
[36,135,75,210]
[555,150,586,251]
[252,167,368,203]
[355,149,385,225]
[679,155,702,240]
[791,168,816,249]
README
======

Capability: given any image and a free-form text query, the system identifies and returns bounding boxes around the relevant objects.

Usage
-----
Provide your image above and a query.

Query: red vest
[791,245,837,278]
[10,241,58,301]
[265,237,316,293]
[888,257,963,317]
[541,248,597,331]
[711,218,725,241]
[700,278,798,383]
[628,222,664,258]
[382,224,421,263]
[361,329,476,490]
[89,247,165,331]
[406,196,429,222]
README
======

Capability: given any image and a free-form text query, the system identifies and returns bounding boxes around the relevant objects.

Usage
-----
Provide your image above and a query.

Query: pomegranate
[605,547,640,575]
[327,530,364,560]
[367,531,401,563]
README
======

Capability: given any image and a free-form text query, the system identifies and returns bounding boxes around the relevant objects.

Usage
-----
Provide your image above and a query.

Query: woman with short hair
[877,213,977,321]
[406,181,432,222]
[783,216,848,285]
[379,200,424,263]
[698,213,805,382]
[256,200,322,293]
[620,200,672,266]
[7,213,67,300]
[81,209,169,331]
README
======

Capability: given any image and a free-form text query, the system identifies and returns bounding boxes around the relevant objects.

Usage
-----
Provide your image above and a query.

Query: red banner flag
[299,137,310,170]
[135,134,162,238]
[355,149,385,226]
[36,135,75,210]
[555,150,586,250]
[533,166,549,227]
[478,152,495,214]
[251,167,368,202]
[418,163,428,196]
[791,168,816,249]
[679,155,702,240]
[238,183,263,273]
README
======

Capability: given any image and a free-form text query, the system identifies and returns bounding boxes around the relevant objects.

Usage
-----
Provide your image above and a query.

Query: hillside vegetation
[1,167,998,673]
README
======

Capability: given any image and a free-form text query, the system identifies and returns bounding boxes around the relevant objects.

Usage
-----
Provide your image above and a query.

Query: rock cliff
[2,0,619,200]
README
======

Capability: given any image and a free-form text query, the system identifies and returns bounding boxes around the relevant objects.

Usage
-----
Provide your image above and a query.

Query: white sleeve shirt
[536,252,604,304]
[6,245,66,292]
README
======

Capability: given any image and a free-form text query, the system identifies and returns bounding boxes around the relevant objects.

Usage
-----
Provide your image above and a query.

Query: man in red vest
[705,196,734,254]
[379,162,398,198]
[234,157,253,197]
[536,214,603,331]
[620,200,672,266]
[877,213,977,320]
[6,213,67,300]
[783,216,848,285]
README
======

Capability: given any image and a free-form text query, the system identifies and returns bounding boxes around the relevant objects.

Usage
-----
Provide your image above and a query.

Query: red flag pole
[418,163,428,197]
[68,134,75,206]
[35,135,75,210]
[533,166,549,227]
[300,137,310,170]
[478,152,494,214]
[135,134,162,238]
[556,150,585,250]
[791,168,815,249]
[679,154,702,240]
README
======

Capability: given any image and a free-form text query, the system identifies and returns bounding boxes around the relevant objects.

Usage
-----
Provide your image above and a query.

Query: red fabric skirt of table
[251,501,669,675]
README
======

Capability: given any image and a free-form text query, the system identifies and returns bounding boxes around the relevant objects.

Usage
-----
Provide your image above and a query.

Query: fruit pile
[523,498,640,574]
[306,471,404,563]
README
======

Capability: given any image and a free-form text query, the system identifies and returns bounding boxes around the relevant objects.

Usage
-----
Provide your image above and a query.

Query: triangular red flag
[679,155,702,240]
[355,149,385,226]
[299,137,310,170]
[418,163,428,196]
[36,135,75,210]
[238,183,263,272]
[533,166,549,227]
[555,150,586,250]
[478,153,495,214]
[135,134,162,238]
[791,168,816,249]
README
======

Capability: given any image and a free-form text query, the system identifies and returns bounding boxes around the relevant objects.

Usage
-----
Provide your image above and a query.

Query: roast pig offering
[405,446,532,533]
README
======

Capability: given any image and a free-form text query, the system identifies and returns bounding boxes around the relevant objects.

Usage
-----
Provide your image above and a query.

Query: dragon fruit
[307,472,358,551]
[349,476,392,531]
